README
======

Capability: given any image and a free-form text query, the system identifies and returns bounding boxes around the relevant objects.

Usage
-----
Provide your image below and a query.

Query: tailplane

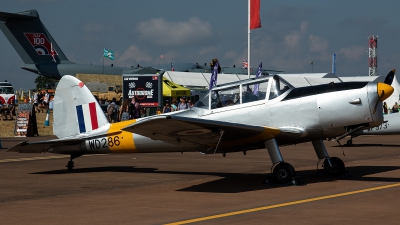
[53,75,109,139]
[0,9,72,65]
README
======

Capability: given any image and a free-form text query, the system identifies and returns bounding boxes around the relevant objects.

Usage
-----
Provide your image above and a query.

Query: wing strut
[213,130,225,154]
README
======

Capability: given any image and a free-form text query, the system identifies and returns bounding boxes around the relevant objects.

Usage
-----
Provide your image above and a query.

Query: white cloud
[284,32,302,48]
[300,21,309,32]
[136,17,212,46]
[115,45,153,67]
[309,35,329,53]
[283,21,308,48]
[338,46,365,61]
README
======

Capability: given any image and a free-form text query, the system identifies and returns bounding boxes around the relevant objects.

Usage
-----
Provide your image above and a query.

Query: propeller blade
[377,82,394,102]
[384,69,396,85]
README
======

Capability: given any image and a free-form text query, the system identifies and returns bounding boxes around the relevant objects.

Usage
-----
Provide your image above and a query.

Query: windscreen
[269,76,291,100]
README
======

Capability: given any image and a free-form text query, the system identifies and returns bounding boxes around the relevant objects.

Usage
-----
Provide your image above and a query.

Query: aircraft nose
[377,82,394,101]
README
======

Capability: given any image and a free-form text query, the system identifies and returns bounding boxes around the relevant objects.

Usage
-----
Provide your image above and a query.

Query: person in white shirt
[43,90,50,104]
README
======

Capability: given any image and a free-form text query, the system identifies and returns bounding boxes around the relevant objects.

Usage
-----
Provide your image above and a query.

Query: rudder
[53,75,109,139]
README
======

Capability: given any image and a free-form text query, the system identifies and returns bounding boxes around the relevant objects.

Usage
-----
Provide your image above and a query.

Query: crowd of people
[33,89,54,113]
[383,101,399,114]
[0,98,15,120]
[103,96,195,123]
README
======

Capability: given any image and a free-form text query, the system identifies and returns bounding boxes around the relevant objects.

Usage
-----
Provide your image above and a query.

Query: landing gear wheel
[346,139,353,146]
[67,161,74,171]
[273,162,295,184]
[323,157,345,176]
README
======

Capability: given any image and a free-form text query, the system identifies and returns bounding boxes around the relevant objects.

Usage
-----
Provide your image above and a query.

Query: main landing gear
[66,153,83,171]
[264,139,297,185]
[264,139,346,185]
[272,162,296,184]
[312,140,346,177]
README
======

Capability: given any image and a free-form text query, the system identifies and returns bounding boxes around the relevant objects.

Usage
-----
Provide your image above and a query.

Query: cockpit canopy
[194,75,293,110]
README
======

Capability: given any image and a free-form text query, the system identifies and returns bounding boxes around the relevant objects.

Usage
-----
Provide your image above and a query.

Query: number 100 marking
[34,38,45,45]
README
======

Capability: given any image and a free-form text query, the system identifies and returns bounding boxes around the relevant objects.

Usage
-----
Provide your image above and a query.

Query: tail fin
[53,75,109,139]
[0,9,71,65]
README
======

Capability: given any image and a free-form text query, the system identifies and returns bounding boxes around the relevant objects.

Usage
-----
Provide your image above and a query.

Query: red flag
[250,0,261,29]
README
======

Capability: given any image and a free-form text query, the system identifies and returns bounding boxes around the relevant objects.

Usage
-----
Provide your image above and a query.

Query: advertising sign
[14,103,38,137]
[122,74,162,107]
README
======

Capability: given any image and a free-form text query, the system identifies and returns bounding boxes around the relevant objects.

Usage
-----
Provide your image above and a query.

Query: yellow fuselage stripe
[165,182,400,225]
[106,120,138,153]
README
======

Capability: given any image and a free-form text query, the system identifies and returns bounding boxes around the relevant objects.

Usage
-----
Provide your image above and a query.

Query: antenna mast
[368,35,378,76]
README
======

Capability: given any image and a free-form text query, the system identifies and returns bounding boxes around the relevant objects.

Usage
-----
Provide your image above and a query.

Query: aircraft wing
[7,139,84,154]
[122,115,280,153]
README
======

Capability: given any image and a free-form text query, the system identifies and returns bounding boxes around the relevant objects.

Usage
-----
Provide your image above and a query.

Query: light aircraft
[7,72,394,184]
[347,113,400,145]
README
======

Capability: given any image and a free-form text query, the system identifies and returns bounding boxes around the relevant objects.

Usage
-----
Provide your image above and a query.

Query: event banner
[122,74,162,107]
[14,103,38,137]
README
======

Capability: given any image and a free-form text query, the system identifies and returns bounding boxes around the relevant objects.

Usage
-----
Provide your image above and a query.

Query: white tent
[163,71,257,88]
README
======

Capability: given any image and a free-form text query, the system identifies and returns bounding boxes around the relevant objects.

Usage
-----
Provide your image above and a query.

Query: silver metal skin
[312,140,331,160]
[180,76,383,145]
[168,75,384,177]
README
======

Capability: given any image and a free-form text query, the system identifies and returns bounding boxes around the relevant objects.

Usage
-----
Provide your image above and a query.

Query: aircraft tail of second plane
[0,9,71,65]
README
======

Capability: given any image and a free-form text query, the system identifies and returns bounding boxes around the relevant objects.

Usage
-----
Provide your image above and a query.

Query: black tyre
[67,161,74,171]
[273,162,295,184]
[323,157,345,176]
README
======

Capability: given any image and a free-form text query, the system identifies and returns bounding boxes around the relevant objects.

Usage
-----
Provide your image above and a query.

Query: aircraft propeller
[372,69,395,114]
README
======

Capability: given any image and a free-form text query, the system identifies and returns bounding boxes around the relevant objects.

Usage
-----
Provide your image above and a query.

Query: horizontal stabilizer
[0,10,38,21]
[7,139,84,154]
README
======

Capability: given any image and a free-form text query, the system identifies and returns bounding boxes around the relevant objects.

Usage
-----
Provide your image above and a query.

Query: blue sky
[1,0,400,89]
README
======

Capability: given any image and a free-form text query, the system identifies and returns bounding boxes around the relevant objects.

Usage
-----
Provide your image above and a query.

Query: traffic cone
[44,109,50,126]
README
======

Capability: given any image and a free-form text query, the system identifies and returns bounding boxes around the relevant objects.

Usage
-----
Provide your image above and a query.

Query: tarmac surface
[1,134,400,224]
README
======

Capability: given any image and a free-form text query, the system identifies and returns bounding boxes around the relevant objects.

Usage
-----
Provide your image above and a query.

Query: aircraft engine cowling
[317,82,380,138]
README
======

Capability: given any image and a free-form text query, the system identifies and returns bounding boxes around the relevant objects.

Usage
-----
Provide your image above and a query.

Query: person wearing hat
[177,97,189,111]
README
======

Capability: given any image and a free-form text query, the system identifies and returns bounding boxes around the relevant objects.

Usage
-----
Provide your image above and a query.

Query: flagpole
[102,55,104,74]
[248,0,251,78]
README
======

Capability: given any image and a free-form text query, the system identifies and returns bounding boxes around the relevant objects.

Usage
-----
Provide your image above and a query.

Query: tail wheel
[273,162,295,184]
[67,161,74,171]
[323,157,345,176]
